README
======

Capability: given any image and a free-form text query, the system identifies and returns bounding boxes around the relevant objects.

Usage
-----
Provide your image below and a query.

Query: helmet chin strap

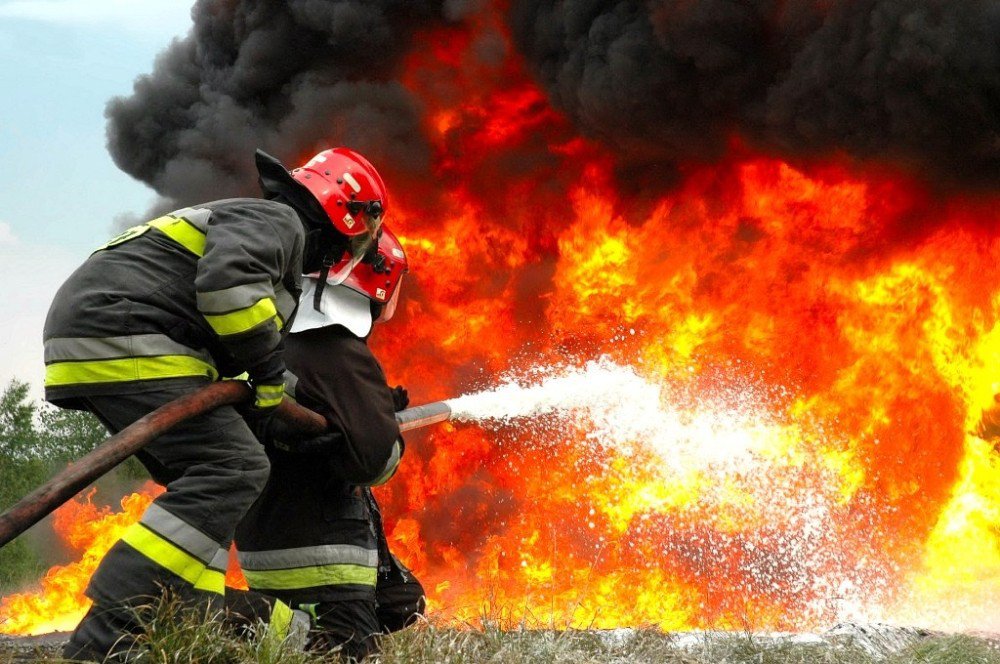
[304,233,348,313]
[313,258,332,313]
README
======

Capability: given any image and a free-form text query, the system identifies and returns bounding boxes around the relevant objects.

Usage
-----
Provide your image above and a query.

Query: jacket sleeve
[286,326,403,486]
[194,200,304,371]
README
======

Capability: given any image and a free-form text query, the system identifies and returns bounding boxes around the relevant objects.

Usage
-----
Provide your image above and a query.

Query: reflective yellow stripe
[253,385,285,408]
[243,564,377,590]
[121,524,221,594]
[269,600,293,641]
[93,224,151,251]
[141,504,221,564]
[148,216,207,257]
[255,384,285,409]
[203,297,280,337]
[192,568,226,595]
[45,355,218,387]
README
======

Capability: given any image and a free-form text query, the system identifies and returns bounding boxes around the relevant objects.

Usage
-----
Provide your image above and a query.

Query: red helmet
[292,148,388,240]
[341,227,408,323]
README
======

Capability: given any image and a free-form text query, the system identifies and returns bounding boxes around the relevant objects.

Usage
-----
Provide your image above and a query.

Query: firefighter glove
[277,430,344,455]
[391,385,409,412]
[248,352,286,413]
[271,414,346,455]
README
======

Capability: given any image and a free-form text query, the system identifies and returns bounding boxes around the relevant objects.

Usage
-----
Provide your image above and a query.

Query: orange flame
[372,5,1000,632]
[0,483,249,636]
[0,483,163,635]
[5,0,1000,636]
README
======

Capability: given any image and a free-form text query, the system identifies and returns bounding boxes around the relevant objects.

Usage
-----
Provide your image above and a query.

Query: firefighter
[44,147,389,661]
[230,226,425,659]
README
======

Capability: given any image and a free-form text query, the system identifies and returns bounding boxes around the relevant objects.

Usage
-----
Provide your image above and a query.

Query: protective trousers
[63,383,270,662]
[225,557,423,660]
[223,588,382,659]
[235,460,425,658]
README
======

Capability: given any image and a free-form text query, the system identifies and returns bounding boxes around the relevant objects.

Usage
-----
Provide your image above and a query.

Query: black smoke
[509,0,1000,189]
[109,0,1000,206]
[106,0,474,209]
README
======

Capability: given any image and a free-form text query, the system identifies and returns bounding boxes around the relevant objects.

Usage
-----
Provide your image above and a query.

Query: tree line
[0,380,111,592]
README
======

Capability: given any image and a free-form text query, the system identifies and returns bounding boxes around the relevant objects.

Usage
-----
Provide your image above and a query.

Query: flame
[373,4,1000,632]
[5,0,1000,635]
[0,483,163,635]
[375,152,1000,630]
[0,483,250,636]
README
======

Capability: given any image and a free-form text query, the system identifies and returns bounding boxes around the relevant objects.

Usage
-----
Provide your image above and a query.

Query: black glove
[390,385,409,412]
[272,430,345,455]
[248,351,286,415]
[270,414,346,455]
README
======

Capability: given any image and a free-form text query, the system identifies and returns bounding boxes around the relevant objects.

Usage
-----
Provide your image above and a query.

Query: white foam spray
[442,356,892,626]
[446,356,786,472]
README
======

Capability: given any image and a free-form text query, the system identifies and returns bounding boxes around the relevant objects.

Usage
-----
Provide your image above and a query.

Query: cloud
[0,0,192,36]
[0,221,18,245]
[0,240,82,399]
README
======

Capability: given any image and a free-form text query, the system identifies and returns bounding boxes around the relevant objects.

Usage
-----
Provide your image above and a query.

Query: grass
[1,600,998,663]
[0,596,333,664]
[376,625,1000,664]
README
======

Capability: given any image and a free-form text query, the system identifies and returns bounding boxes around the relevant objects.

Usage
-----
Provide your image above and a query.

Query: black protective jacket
[43,199,304,407]
[235,325,402,604]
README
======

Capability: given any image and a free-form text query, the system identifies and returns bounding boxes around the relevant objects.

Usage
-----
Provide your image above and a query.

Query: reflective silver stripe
[197,282,274,315]
[282,370,298,399]
[140,504,221,565]
[238,544,378,571]
[274,284,297,321]
[208,548,229,572]
[171,207,211,232]
[366,440,402,487]
[44,334,213,364]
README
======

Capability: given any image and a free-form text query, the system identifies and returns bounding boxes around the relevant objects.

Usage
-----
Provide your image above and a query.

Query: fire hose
[0,381,453,549]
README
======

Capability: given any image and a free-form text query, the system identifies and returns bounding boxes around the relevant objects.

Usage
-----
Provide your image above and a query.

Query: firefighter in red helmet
[228,227,425,658]
[44,146,387,662]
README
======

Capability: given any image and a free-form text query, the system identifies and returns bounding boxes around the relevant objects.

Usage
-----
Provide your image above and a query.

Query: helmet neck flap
[254,150,330,230]
[291,277,374,338]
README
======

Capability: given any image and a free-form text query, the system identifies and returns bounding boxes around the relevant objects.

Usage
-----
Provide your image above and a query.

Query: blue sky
[0,0,194,394]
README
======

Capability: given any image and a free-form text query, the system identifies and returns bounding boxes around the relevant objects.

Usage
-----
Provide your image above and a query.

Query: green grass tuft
[2,604,999,663]
[121,594,331,664]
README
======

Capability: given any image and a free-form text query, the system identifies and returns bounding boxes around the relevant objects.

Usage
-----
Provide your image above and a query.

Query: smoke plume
[508,0,1000,188]
[106,0,467,208]
[108,0,1000,207]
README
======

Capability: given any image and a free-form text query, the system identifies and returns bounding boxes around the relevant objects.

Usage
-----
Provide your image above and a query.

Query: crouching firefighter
[44,147,388,661]
[227,226,425,659]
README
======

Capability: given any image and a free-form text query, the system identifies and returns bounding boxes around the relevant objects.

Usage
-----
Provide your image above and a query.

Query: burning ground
[4,0,1000,639]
